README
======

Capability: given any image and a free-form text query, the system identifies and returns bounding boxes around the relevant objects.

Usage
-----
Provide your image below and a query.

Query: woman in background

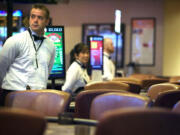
[62,43,90,95]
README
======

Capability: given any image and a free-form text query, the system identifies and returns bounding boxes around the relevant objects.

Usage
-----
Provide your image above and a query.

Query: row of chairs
[2,81,180,118]
[1,100,180,135]
[75,89,180,120]
[1,77,180,135]
[75,89,151,119]
[113,73,180,91]
[2,88,146,118]
[3,87,180,119]
[86,74,180,134]
[85,79,180,100]
[85,74,180,95]
[88,74,180,135]
[114,74,169,91]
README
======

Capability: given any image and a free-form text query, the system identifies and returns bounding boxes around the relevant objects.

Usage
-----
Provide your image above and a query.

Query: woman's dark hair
[74,42,89,55]
[70,42,89,64]
[70,49,75,64]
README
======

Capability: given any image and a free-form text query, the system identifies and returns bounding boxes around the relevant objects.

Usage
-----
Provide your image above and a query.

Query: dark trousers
[0,89,16,107]
[71,87,84,101]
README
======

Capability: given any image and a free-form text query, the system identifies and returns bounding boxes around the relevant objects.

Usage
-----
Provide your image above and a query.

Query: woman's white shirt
[62,61,90,93]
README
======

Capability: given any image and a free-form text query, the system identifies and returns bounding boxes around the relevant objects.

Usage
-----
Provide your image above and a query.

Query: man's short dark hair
[31,4,50,19]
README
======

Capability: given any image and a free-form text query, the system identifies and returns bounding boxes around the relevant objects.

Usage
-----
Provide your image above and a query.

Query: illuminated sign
[44,26,65,79]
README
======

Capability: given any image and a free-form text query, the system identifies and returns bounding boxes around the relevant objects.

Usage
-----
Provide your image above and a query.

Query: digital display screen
[0,10,23,48]
[0,27,7,47]
[88,36,103,70]
[0,10,22,17]
[44,26,65,79]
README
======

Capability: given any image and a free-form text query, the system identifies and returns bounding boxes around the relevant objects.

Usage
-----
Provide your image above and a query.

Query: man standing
[0,4,56,106]
[102,38,115,81]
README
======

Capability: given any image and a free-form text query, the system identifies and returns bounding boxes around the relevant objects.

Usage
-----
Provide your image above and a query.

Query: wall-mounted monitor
[44,26,66,79]
[82,23,125,69]
[0,10,23,47]
[87,35,103,70]
[0,10,22,17]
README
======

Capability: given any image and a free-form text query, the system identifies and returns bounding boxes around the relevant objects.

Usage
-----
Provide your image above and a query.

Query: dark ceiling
[0,0,64,4]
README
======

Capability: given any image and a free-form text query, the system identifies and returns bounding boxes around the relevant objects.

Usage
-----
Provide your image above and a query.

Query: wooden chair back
[90,92,151,120]
[85,81,129,91]
[75,89,129,119]
[95,108,180,135]
[5,90,71,116]
[0,107,46,135]
[147,83,179,101]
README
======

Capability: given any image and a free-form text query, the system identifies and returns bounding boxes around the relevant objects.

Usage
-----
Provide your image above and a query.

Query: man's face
[107,40,114,54]
[29,8,49,35]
